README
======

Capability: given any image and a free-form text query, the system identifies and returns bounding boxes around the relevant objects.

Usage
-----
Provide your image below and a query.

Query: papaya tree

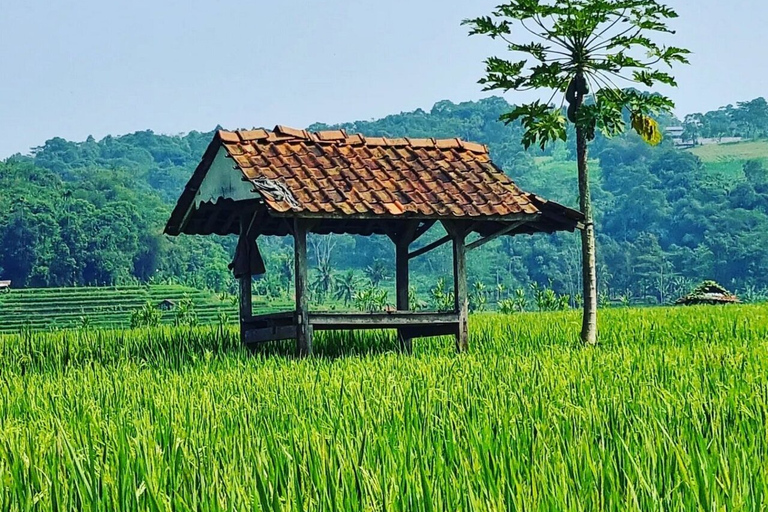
[464,0,689,344]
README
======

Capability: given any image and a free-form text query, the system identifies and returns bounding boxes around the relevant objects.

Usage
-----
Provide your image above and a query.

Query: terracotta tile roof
[219,125,540,218]
[165,126,584,236]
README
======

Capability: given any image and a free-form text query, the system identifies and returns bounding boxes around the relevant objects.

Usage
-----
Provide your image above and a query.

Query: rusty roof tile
[384,137,408,147]
[384,201,405,215]
[274,125,308,139]
[435,138,461,150]
[365,137,387,147]
[406,138,435,148]
[459,140,488,154]
[344,134,366,145]
[238,129,269,141]
[218,130,240,143]
[316,129,347,141]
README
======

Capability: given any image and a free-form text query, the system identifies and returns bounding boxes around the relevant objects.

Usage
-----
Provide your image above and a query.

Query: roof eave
[164,132,225,236]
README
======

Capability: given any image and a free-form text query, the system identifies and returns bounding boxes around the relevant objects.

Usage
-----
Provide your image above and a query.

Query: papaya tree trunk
[576,122,598,344]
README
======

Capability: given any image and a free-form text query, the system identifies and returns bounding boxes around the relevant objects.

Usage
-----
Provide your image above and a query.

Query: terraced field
[0,285,291,333]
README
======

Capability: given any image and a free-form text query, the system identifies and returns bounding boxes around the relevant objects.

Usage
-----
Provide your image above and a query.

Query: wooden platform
[242,310,459,346]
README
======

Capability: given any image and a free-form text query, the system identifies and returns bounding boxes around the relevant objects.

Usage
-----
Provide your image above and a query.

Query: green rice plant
[0,305,767,510]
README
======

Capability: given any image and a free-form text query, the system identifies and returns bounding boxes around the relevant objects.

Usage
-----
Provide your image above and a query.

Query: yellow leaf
[631,113,663,146]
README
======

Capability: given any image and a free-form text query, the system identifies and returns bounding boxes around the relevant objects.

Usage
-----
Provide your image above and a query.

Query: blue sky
[1,0,765,157]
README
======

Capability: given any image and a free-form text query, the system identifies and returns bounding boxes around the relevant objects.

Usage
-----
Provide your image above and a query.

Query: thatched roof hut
[675,281,740,306]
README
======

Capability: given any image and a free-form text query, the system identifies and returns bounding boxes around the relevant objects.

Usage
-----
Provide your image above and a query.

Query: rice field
[1,305,767,511]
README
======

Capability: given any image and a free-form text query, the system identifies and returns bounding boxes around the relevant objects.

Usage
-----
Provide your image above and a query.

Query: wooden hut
[157,299,176,311]
[675,281,740,306]
[165,126,583,354]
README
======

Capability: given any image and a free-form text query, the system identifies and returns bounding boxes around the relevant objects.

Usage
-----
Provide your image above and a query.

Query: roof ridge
[218,126,488,154]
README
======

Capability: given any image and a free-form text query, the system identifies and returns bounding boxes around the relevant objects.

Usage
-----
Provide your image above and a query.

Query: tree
[465,0,689,343]
[364,260,390,287]
[334,270,360,306]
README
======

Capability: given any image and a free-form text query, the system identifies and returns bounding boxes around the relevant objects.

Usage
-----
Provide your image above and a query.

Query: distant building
[665,126,694,149]
[157,299,176,311]
[0,280,11,292]
[666,126,743,149]
[675,281,739,306]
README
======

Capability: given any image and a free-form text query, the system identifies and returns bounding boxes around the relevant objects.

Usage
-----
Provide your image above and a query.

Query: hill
[2,96,768,307]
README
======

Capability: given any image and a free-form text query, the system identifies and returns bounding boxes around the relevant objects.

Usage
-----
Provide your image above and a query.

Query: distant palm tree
[310,260,335,302]
[309,236,337,302]
[364,260,389,287]
[334,270,360,307]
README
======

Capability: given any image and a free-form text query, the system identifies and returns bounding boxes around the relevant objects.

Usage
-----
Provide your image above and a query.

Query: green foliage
[464,0,688,146]
[429,278,454,312]
[363,260,390,288]
[469,281,489,312]
[334,270,361,307]
[2,306,768,509]
[684,98,768,141]
[173,297,198,327]
[2,93,768,310]
[129,301,161,329]
[353,286,389,313]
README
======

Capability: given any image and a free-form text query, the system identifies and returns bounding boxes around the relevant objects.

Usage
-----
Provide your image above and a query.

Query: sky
[1,0,766,158]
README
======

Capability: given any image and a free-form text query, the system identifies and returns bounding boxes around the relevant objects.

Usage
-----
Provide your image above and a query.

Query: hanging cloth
[229,235,266,278]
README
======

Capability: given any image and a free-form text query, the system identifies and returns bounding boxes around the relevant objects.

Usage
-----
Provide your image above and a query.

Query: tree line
[1,96,767,305]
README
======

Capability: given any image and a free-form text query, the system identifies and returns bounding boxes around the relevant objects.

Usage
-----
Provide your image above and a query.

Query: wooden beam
[400,323,457,339]
[395,231,412,353]
[443,221,469,352]
[408,234,451,260]
[238,216,252,329]
[243,325,298,345]
[466,221,526,251]
[220,208,241,235]
[268,210,531,222]
[413,220,437,242]
[384,220,419,244]
[294,218,312,356]
[310,311,459,329]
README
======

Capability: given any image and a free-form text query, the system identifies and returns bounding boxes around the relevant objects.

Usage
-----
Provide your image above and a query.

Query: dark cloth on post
[229,236,266,278]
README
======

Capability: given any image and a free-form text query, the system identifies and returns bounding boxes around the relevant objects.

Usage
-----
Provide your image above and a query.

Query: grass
[688,140,768,178]
[1,305,767,510]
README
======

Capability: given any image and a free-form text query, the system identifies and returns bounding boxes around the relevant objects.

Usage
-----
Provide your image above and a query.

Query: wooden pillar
[294,218,312,356]
[395,239,412,353]
[238,216,252,324]
[450,227,469,352]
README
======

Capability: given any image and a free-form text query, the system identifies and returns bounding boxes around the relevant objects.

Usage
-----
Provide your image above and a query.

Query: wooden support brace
[408,234,451,260]
[413,220,437,242]
[466,221,526,251]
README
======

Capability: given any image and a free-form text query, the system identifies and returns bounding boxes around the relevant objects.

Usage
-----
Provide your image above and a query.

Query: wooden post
[447,224,469,352]
[388,221,418,354]
[395,239,412,353]
[238,216,252,325]
[293,218,312,356]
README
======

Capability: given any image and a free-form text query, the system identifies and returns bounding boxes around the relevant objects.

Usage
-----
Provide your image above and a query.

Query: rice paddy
[1,305,767,511]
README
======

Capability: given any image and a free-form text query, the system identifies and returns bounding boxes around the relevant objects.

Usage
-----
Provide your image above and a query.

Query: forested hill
[2,96,768,303]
